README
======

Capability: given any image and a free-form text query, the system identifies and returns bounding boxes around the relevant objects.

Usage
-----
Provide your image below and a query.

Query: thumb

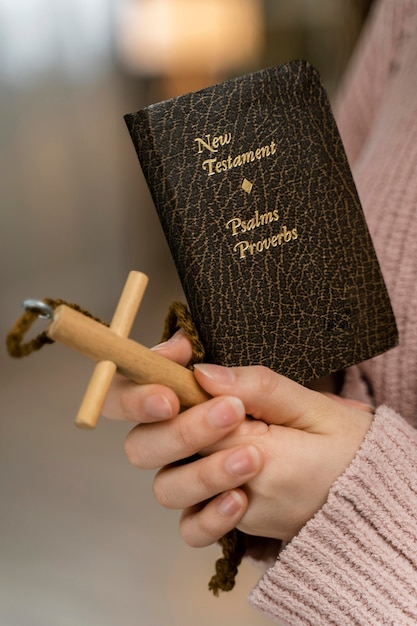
[151,328,194,366]
[193,363,338,433]
[323,392,374,414]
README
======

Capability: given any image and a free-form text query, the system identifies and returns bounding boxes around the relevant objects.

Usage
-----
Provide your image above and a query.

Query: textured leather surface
[125,61,398,384]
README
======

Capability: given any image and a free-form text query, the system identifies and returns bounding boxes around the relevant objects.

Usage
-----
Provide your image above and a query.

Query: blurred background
[1,1,372,625]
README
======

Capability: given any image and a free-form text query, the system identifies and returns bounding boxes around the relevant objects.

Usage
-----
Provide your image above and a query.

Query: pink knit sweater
[249,0,417,623]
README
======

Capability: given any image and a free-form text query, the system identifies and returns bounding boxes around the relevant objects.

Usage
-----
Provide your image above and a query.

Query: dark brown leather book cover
[124,61,398,384]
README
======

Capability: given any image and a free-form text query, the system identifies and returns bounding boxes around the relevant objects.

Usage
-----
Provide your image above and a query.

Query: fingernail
[151,329,183,352]
[207,397,244,429]
[226,445,261,476]
[217,491,244,517]
[143,394,174,420]
[193,363,236,384]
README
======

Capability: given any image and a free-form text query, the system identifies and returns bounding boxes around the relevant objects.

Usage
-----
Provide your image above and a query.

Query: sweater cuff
[249,406,417,625]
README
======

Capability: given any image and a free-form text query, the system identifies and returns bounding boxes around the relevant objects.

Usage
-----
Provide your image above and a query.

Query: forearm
[249,406,417,625]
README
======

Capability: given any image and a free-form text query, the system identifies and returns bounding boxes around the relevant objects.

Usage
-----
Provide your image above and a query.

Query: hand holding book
[103,330,373,548]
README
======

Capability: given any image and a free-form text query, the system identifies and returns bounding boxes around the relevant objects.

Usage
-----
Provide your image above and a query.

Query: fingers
[125,396,247,468]
[153,444,263,548]
[153,444,262,508]
[193,363,334,432]
[102,329,193,423]
[150,328,194,366]
[179,490,248,547]
[102,374,180,422]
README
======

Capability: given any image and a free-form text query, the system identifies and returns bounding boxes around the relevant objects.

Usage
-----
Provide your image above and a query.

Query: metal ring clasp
[22,299,54,320]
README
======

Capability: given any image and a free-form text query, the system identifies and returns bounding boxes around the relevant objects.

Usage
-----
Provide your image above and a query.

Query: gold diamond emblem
[242,178,253,194]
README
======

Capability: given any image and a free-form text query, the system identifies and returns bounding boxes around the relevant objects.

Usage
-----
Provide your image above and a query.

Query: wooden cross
[46,271,209,429]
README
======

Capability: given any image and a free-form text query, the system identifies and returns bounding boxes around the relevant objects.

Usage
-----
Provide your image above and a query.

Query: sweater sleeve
[332,0,415,166]
[249,406,417,625]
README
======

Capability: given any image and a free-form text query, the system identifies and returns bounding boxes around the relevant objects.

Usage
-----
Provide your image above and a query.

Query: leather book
[124,61,398,384]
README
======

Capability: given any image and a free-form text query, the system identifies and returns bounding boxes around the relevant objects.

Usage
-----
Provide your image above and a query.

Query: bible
[124,61,397,384]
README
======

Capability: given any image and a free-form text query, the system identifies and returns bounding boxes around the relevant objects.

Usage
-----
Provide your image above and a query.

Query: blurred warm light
[117,0,264,77]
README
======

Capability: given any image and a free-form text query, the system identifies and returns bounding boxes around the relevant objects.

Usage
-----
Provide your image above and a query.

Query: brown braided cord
[6,298,108,359]
[161,302,247,595]
[208,528,247,596]
[160,301,205,366]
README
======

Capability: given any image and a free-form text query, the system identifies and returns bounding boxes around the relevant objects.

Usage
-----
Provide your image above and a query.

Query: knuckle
[179,511,227,548]
[255,365,280,393]
[179,515,208,547]
[173,416,198,454]
[249,365,281,416]
[194,461,221,495]
[178,519,199,547]
[152,473,175,509]
[124,427,147,468]
[119,385,140,421]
